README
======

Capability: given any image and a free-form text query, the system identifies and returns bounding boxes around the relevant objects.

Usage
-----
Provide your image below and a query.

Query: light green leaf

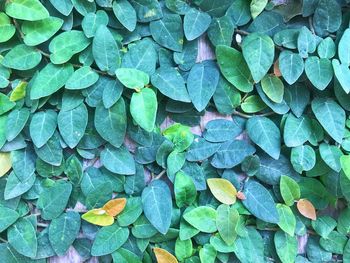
[247,116,281,160]
[175,237,193,262]
[116,68,149,89]
[283,114,312,147]
[317,37,336,59]
[49,211,81,256]
[216,45,253,92]
[216,204,239,245]
[130,88,157,132]
[279,50,304,85]
[332,59,350,93]
[341,155,350,180]
[174,171,197,208]
[184,8,211,41]
[91,223,129,256]
[311,97,345,144]
[5,0,49,21]
[305,56,333,90]
[1,44,41,70]
[82,10,109,38]
[280,175,300,206]
[58,103,88,148]
[291,145,316,173]
[277,204,296,236]
[0,13,16,43]
[8,217,37,258]
[274,231,298,263]
[242,180,279,224]
[6,108,30,141]
[0,206,19,232]
[22,17,63,46]
[250,0,267,19]
[297,26,316,58]
[29,110,57,148]
[30,63,74,99]
[112,0,136,32]
[142,180,172,234]
[261,75,284,103]
[183,206,217,233]
[338,28,350,66]
[242,32,274,83]
[319,143,342,172]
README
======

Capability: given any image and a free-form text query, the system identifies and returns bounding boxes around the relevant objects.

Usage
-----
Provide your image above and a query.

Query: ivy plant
[0,0,350,262]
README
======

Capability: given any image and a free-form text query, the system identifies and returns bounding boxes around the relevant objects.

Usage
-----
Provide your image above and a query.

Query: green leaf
[6,108,30,141]
[151,67,190,102]
[0,206,19,232]
[1,44,41,70]
[131,0,163,23]
[291,145,316,173]
[250,0,267,19]
[49,211,81,256]
[313,0,341,37]
[242,32,274,83]
[280,175,300,206]
[117,196,143,227]
[64,155,82,185]
[186,138,221,162]
[283,114,312,147]
[5,0,49,21]
[175,237,193,262]
[4,171,35,200]
[30,63,74,99]
[312,216,337,238]
[311,97,345,144]
[332,59,350,93]
[183,206,217,233]
[174,171,197,208]
[37,181,72,220]
[233,227,265,263]
[29,110,57,148]
[101,145,136,175]
[341,155,350,180]
[187,61,219,111]
[184,8,211,41]
[319,143,342,172]
[49,30,90,64]
[277,204,296,236]
[211,140,256,169]
[35,131,63,166]
[279,51,304,85]
[95,98,126,147]
[22,17,63,46]
[305,56,333,90]
[274,231,298,263]
[130,88,157,132]
[204,118,245,143]
[216,45,253,92]
[142,180,172,234]
[91,223,129,256]
[242,180,279,224]
[0,13,16,43]
[8,217,37,258]
[261,75,284,103]
[66,66,99,90]
[150,13,183,52]
[58,103,88,148]
[112,0,136,32]
[317,37,335,59]
[246,116,281,160]
[207,16,235,47]
[167,150,185,178]
[116,68,149,89]
[319,231,347,254]
[338,28,350,66]
[297,26,316,58]
[93,25,121,75]
[216,204,239,245]
[82,10,109,38]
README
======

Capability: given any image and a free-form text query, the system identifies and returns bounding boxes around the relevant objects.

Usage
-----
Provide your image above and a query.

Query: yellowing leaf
[0,152,12,177]
[10,81,27,101]
[102,198,127,217]
[207,178,237,205]
[154,247,178,263]
[81,208,114,226]
[297,199,317,220]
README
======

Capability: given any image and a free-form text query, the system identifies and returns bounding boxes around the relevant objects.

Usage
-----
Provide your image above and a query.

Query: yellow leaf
[102,198,127,217]
[0,152,11,177]
[207,178,237,205]
[297,199,316,220]
[10,81,27,102]
[154,247,178,263]
[81,208,114,226]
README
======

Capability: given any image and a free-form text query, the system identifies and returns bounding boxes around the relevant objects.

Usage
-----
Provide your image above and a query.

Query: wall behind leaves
[0,0,350,262]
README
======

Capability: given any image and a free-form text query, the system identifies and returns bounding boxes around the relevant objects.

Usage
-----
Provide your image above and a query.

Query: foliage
[0,0,350,262]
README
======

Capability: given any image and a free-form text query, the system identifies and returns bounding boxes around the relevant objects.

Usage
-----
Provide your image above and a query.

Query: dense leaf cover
[1,0,350,262]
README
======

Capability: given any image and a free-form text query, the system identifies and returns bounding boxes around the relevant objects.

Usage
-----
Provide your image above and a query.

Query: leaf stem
[37,222,49,228]
[152,170,166,181]
[0,237,7,243]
